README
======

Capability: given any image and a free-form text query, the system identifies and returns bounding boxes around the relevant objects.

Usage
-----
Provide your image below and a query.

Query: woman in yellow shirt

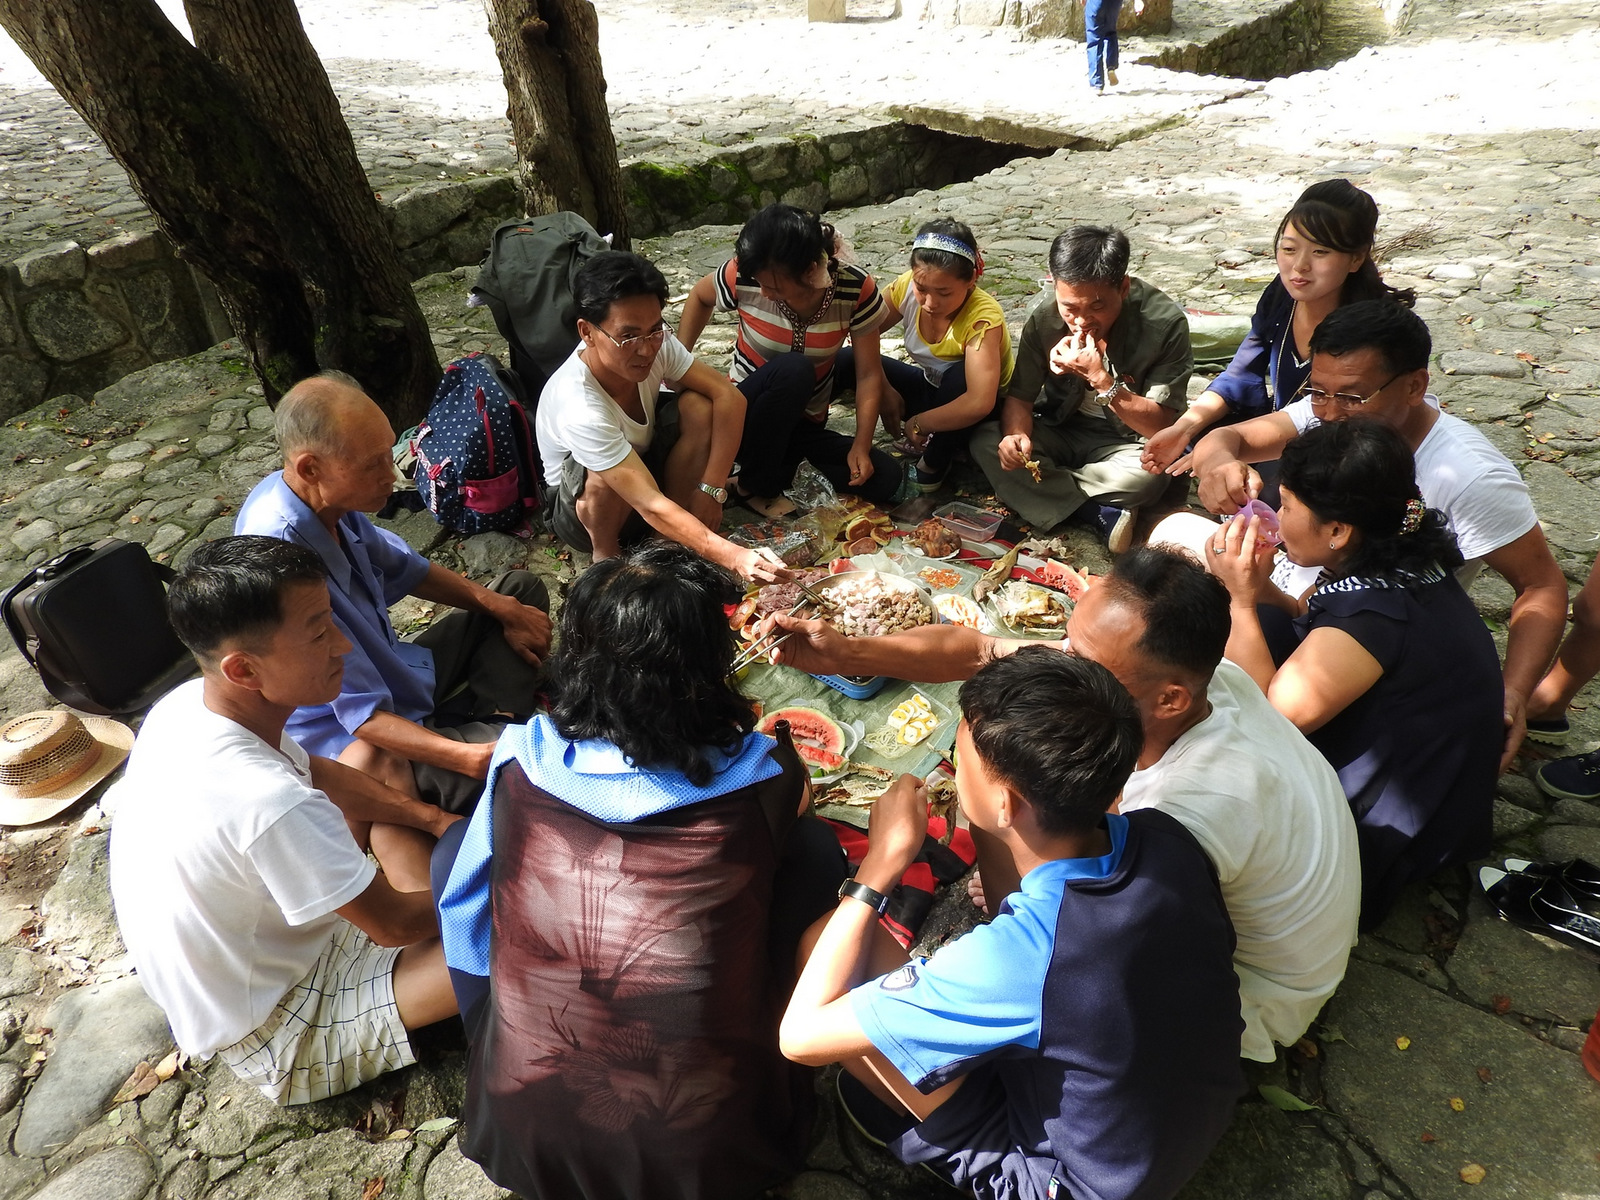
[838,219,1015,493]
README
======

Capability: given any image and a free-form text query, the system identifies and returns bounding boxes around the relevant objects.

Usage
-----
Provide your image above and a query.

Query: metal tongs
[730,585,836,675]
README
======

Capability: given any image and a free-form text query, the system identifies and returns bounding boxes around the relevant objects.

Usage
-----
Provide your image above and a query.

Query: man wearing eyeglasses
[1187,300,1566,769]
[536,250,787,584]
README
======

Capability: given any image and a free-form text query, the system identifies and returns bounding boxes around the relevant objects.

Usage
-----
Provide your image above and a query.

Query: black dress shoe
[1482,868,1600,958]
[1502,857,1600,909]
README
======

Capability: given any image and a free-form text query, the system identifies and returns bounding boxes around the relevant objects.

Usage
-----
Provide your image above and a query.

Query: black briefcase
[2,539,195,716]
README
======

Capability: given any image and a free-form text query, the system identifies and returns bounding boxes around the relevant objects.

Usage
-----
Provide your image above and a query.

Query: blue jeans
[1084,0,1123,87]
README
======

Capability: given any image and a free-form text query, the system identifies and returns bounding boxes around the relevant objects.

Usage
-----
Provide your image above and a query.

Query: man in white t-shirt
[1186,300,1567,769]
[109,536,458,1105]
[762,547,1361,1062]
[536,250,785,582]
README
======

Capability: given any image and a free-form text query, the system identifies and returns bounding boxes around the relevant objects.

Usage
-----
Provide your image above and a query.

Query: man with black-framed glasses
[1187,300,1566,769]
[536,251,788,583]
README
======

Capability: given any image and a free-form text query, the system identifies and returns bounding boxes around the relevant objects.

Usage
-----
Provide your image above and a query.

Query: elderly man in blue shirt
[236,372,552,814]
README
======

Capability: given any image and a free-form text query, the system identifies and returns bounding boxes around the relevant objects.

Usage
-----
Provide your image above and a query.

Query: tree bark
[484,0,631,248]
[0,0,439,425]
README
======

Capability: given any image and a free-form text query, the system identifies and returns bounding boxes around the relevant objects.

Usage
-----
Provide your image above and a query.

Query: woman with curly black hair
[435,541,846,1199]
[1208,420,1501,924]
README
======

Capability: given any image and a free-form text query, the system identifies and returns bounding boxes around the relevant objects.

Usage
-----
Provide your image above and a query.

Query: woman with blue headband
[838,219,1014,494]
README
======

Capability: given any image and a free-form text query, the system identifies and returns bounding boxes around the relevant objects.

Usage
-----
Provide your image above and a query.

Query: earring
[1329,541,1337,549]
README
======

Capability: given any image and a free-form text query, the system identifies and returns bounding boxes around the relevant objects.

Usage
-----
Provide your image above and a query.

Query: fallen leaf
[384,1128,412,1141]
[1460,1163,1487,1185]
[1491,994,1512,1015]
[155,1050,182,1081]
[1321,1026,1348,1045]
[111,1061,161,1105]
[1396,1035,1412,1051]
[1258,1084,1319,1112]
[1515,351,1537,362]
[1292,1037,1320,1059]
[1421,1131,1437,1143]
[414,1117,458,1133]
[361,1178,385,1200]
[1449,1096,1465,1112]
[1476,1067,1492,1084]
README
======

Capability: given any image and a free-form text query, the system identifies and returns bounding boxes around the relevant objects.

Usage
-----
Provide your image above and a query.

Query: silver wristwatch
[1095,379,1132,407]
[698,482,729,504]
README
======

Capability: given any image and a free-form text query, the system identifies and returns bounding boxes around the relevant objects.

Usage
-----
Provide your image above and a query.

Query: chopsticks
[731,596,815,675]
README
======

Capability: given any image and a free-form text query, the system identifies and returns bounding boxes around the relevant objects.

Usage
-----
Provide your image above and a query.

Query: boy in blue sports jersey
[780,648,1244,1200]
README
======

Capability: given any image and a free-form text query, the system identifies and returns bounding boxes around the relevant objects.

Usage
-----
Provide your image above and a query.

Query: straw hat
[0,710,134,826]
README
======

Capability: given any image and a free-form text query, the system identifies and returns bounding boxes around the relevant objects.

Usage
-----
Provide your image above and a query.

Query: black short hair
[167,536,329,665]
[545,542,754,786]
[1048,225,1130,286]
[573,251,669,326]
[958,647,1142,836]
[1098,547,1232,683]
[1308,299,1432,376]
[1280,421,1462,579]
[909,217,979,283]
[735,203,838,281]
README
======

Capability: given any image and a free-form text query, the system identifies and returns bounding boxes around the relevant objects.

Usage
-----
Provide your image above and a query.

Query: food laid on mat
[936,502,1004,543]
[757,706,851,778]
[813,571,934,638]
[917,565,965,590]
[888,692,941,746]
[842,511,895,546]
[972,543,1022,603]
[908,519,963,559]
[1034,558,1093,599]
[991,579,1070,633]
[844,536,881,556]
[933,593,985,629]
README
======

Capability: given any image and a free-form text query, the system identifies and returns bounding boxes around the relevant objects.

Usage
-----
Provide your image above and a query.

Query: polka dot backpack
[413,352,541,535]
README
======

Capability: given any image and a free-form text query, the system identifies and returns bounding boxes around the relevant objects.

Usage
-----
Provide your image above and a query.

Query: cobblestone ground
[1,0,1599,1196]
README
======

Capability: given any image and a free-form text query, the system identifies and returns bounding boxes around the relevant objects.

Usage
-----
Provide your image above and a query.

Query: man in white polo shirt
[1187,300,1567,769]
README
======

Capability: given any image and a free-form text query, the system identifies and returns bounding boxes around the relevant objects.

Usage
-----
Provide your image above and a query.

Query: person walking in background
[1083,0,1144,94]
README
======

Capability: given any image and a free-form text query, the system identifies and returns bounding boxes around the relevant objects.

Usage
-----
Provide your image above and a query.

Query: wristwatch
[698,482,729,504]
[838,878,891,916]
[1095,379,1132,407]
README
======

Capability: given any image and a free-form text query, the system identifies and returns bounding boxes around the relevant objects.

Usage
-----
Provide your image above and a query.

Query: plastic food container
[935,502,1004,543]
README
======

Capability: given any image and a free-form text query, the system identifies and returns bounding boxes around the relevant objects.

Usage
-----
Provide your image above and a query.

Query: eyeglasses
[1297,372,1404,411]
[595,324,668,351]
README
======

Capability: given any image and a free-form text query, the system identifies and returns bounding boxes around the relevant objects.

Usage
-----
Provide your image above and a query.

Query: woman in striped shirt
[680,204,902,513]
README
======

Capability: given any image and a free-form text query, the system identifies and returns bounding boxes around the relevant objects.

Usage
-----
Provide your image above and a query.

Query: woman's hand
[904,415,931,454]
[1207,514,1275,604]
[1141,424,1191,475]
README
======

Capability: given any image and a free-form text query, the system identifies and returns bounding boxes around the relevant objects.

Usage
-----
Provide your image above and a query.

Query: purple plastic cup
[1232,499,1283,547]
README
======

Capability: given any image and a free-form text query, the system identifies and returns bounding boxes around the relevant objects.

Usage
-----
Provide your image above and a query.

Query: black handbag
[2,539,195,716]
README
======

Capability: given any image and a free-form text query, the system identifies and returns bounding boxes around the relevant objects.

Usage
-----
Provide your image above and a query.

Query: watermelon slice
[758,706,848,775]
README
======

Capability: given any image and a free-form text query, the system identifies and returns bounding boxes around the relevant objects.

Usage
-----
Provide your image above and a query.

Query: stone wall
[1135,0,1324,78]
[0,123,1050,420]
[621,123,1047,239]
[0,235,231,422]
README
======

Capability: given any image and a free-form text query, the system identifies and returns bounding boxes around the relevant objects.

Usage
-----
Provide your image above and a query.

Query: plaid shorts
[219,920,415,1105]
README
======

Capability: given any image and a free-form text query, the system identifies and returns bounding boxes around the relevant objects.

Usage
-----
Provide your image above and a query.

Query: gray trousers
[410,569,548,814]
[970,418,1169,531]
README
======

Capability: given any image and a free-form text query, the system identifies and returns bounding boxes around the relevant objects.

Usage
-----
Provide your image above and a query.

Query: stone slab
[1445,895,1600,1026]
[14,977,172,1158]
[26,1145,152,1200]
[1177,1103,1347,1199]
[423,1135,512,1200]
[1323,959,1600,1200]
[39,832,120,963]
[14,243,86,290]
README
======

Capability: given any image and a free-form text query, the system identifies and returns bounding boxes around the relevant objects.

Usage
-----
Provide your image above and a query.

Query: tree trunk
[0,0,439,425]
[484,0,631,249]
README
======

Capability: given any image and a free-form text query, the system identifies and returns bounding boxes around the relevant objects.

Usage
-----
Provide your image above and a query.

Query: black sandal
[1481,867,1600,957]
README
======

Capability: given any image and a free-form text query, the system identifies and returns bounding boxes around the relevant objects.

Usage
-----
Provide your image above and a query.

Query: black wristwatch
[838,878,891,915]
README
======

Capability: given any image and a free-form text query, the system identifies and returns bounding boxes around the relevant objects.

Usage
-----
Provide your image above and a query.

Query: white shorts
[219,921,415,1105]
